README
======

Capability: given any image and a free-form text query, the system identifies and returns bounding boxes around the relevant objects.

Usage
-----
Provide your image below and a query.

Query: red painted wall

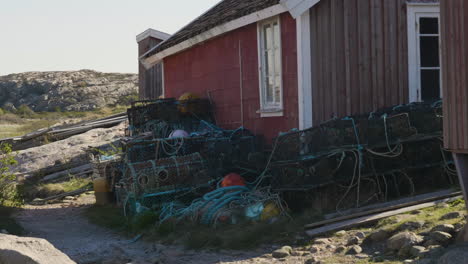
[164,13,298,143]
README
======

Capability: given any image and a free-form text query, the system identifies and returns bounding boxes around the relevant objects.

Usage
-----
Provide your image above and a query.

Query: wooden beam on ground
[305,195,463,237]
[305,190,461,230]
[320,189,460,222]
[40,164,93,182]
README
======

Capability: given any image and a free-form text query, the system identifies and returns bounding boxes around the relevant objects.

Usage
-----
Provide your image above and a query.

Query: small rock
[0,229,8,234]
[415,259,433,264]
[335,246,347,254]
[426,245,444,258]
[387,232,424,251]
[302,252,311,256]
[355,231,366,239]
[63,196,75,201]
[326,244,336,251]
[436,203,450,209]
[430,231,452,245]
[272,246,292,259]
[409,245,427,258]
[335,230,346,237]
[305,257,320,264]
[400,221,425,231]
[347,236,360,245]
[369,229,391,242]
[313,238,330,245]
[423,239,440,247]
[403,260,414,264]
[355,253,369,259]
[31,198,45,205]
[347,245,362,255]
[432,224,456,234]
[309,246,320,253]
[440,211,463,220]
[453,222,465,231]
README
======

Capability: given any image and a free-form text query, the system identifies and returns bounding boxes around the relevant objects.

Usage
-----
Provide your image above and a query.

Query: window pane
[273,22,280,48]
[275,76,281,103]
[264,24,273,50]
[266,76,274,103]
[420,17,439,34]
[420,36,440,67]
[421,69,440,101]
[267,50,274,80]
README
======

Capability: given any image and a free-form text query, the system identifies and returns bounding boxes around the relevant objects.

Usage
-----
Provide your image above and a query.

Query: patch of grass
[0,105,128,139]
[21,177,92,200]
[85,205,129,231]
[373,200,467,235]
[321,255,403,264]
[83,204,323,250]
[0,207,23,235]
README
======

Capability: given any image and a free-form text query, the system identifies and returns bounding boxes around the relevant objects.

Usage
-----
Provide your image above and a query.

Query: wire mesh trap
[268,102,456,213]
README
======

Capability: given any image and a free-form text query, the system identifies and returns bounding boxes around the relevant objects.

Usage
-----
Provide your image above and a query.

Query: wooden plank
[305,190,461,229]
[343,0,352,116]
[40,164,93,182]
[330,0,338,118]
[357,0,372,114]
[305,195,463,237]
[397,0,409,104]
[348,0,360,115]
[460,0,468,150]
[335,0,346,117]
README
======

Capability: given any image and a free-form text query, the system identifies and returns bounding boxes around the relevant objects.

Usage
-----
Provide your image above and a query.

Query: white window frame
[407,4,441,103]
[257,16,284,117]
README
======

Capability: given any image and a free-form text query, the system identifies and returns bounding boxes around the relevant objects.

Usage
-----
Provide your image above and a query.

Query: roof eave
[136,29,171,43]
[280,0,321,18]
[141,4,288,69]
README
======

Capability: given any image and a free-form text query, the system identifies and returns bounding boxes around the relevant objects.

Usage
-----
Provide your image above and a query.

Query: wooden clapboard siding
[441,0,468,153]
[309,0,409,125]
[138,37,164,100]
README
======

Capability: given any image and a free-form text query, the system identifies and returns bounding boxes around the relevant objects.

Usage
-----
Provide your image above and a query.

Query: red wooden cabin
[139,0,442,143]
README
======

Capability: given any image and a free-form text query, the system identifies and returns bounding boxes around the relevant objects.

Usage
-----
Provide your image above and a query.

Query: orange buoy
[221,173,246,188]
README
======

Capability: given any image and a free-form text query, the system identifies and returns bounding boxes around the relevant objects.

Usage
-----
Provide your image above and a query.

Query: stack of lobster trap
[90,98,458,222]
[268,102,457,213]
[90,98,259,215]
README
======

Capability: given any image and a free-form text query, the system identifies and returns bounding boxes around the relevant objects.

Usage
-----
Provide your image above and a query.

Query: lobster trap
[268,102,456,213]
[127,99,214,137]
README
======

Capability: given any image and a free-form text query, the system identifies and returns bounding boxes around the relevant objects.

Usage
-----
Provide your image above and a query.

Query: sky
[0,0,220,76]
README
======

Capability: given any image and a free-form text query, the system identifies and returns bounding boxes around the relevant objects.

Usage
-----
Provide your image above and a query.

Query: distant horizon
[0,0,220,76]
[0,69,138,77]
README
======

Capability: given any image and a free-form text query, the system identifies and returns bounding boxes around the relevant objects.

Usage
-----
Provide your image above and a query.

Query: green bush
[0,108,4,115]
[0,143,21,206]
[16,104,35,118]
[118,93,139,106]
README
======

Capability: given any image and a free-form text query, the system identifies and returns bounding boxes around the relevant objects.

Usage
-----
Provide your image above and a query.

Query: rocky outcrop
[0,70,137,112]
[0,234,75,264]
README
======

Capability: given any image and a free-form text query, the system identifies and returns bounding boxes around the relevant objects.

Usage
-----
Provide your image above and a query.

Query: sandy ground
[13,194,313,264]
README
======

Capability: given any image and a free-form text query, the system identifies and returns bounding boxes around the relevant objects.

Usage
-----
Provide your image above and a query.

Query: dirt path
[13,194,309,264]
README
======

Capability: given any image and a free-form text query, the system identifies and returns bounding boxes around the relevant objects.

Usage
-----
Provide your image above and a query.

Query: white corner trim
[141,4,288,68]
[280,0,321,19]
[136,28,171,43]
[297,10,313,130]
